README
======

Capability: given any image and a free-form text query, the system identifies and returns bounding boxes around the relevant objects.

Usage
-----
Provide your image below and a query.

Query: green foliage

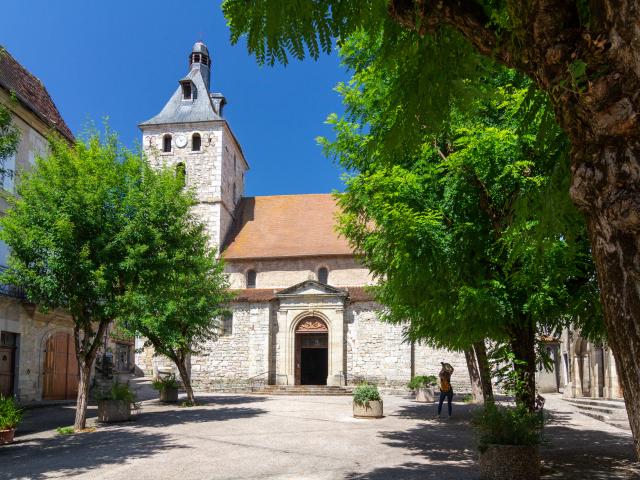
[95,382,137,404]
[0,395,23,430]
[0,103,20,174]
[0,132,138,324]
[407,375,437,389]
[473,403,544,452]
[113,158,234,365]
[353,382,381,406]
[152,374,180,391]
[56,426,75,435]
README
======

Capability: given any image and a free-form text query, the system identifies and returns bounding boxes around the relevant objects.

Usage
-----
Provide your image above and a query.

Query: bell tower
[139,41,248,250]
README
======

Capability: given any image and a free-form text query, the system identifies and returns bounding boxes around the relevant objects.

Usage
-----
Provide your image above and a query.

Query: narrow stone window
[247,269,257,289]
[176,162,186,188]
[318,267,329,284]
[220,313,233,337]
[182,82,192,100]
[192,133,201,151]
[163,134,172,153]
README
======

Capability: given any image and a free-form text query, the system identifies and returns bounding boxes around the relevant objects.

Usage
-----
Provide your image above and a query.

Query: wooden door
[43,332,78,400]
[0,345,15,396]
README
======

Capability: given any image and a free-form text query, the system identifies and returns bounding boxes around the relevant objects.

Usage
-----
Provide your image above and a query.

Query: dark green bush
[152,374,180,391]
[95,382,137,404]
[473,403,544,452]
[353,383,381,406]
[0,395,23,430]
[407,375,438,389]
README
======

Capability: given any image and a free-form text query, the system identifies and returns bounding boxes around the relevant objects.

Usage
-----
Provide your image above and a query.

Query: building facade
[137,42,470,391]
[0,47,135,402]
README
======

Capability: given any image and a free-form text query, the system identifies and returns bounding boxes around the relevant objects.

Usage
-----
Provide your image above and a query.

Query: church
[135,41,469,391]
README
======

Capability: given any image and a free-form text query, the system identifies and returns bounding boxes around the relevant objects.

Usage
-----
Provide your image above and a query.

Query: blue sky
[1,0,350,196]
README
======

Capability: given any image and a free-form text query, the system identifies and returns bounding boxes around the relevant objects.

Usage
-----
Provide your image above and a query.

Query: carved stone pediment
[276,280,347,299]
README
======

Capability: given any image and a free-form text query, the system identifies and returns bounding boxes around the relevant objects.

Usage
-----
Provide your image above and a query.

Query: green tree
[319,34,599,410]
[115,165,234,405]
[0,133,138,430]
[0,103,20,173]
[223,2,640,457]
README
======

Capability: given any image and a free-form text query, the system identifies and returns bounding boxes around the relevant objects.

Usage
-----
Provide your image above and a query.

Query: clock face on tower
[175,134,187,148]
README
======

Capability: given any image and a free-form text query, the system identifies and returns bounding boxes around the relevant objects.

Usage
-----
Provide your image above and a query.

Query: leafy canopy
[320,32,602,350]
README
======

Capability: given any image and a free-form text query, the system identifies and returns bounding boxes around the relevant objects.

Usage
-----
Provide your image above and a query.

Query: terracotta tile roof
[230,286,375,303]
[343,286,375,302]
[0,47,74,142]
[230,288,278,302]
[222,194,353,259]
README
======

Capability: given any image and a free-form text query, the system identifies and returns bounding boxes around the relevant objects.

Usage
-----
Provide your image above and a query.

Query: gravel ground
[1,379,637,479]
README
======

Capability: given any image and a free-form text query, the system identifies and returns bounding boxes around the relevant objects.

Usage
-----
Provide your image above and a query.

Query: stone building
[0,47,135,402]
[137,42,469,391]
[0,47,77,402]
[559,328,623,399]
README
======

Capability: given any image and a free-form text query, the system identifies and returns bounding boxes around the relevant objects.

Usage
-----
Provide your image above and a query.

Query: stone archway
[294,317,328,385]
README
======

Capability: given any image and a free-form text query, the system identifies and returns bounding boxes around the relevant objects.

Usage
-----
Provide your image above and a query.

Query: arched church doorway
[43,332,79,400]
[295,318,328,385]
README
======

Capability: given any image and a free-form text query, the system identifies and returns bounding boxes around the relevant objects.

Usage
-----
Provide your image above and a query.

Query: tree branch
[388,0,521,69]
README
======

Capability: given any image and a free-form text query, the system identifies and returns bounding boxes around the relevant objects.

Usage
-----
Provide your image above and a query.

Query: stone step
[563,398,631,430]
[564,401,628,418]
[253,385,352,396]
[564,397,627,410]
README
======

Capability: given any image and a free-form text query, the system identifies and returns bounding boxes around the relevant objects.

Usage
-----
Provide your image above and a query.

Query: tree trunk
[509,320,537,412]
[473,341,494,403]
[174,355,195,404]
[74,361,92,431]
[581,207,640,459]
[464,347,483,403]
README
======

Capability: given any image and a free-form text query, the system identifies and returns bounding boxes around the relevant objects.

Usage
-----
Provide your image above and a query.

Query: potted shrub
[152,374,180,403]
[408,375,437,402]
[352,383,383,418]
[473,403,544,480]
[96,382,137,423]
[0,395,23,444]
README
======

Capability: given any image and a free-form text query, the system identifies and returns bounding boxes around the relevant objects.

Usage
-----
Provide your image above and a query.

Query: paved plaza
[1,382,638,480]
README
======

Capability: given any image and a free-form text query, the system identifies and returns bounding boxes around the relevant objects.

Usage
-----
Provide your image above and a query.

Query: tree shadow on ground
[0,428,184,480]
[540,411,639,479]
[188,394,268,406]
[390,400,480,421]
[17,404,98,438]
[345,462,478,480]
[346,403,479,479]
[132,405,267,428]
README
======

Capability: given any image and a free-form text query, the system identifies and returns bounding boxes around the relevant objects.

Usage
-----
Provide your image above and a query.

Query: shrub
[0,395,23,430]
[56,426,75,435]
[472,403,544,452]
[95,382,137,405]
[407,375,438,389]
[353,383,381,406]
[152,374,180,391]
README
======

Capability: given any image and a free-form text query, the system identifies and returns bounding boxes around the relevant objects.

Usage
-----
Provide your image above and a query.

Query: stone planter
[97,400,132,423]
[159,386,179,403]
[353,400,383,418]
[415,386,435,402]
[0,428,16,444]
[479,444,540,480]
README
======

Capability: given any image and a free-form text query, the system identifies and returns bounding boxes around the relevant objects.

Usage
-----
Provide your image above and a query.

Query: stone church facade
[136,42,469,391]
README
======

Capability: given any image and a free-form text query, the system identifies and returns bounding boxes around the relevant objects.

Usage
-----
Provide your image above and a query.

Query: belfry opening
[295,317,328,385]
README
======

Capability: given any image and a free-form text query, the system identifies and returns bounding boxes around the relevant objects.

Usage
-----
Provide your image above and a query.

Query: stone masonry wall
[226,256,374,289]
[0,296,75,402]
[346,301,470,391]
[189,302,272,390]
